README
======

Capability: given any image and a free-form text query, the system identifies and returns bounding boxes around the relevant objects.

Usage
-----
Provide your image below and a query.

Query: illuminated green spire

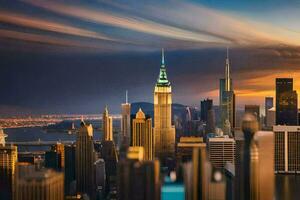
[156,48,170,87]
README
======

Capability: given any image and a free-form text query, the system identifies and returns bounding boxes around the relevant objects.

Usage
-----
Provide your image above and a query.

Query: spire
[156,48,170,86]
[161,48,165,66]
[225,47,231,91]
[126,90,128,104]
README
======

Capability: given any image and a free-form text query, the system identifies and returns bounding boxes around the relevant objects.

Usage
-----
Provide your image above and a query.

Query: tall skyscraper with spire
[219,48,235,135]
[103,106,113,141]
[121,90,131,142]
[153,49,175,162]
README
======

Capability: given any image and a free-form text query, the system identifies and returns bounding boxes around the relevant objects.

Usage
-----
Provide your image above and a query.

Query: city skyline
[1,0,300,115]
[1,1,300,200]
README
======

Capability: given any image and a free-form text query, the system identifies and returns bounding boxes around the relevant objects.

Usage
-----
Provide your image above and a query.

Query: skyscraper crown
[156,48,170,87]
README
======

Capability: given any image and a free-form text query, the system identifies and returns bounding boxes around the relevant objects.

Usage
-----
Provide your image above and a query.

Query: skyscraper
[276,78,298,125]
[0,144,17,200]
[132,108,154,160]
[64,144,76,195]
[220,48,235,134]
[200,98,213,122]
[265,97,273,125]
[45,150,61,170]
[121,90,131,142]
[103,106,113,141]
[76,121,95,197]
[117,148,161,200]
[153,49,176,162]
[52,143,65,168]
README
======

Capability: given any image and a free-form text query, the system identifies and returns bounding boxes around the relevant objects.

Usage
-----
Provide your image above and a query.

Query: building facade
[117,157,160,200]
[274,126,300,173]
[121,90,131,141]
[200,98,213,122]
[265,97,274,125]
[276,78,298,125]
[250,131,274,200]
[76,121,96,197]
[14,165,64,200]
[132,108,154,160]
[153,49,175,162]
[0,145,17,200]
[103,106,113,141]
[208,137,235,169]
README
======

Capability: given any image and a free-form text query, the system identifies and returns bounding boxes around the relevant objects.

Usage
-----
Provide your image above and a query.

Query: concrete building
[274,126,300,173]
[132,108,153,160]
[208,137,235,169]
[153,49,175,163]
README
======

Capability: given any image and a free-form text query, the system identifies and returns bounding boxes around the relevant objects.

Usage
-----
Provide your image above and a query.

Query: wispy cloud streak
[0,10,117,41]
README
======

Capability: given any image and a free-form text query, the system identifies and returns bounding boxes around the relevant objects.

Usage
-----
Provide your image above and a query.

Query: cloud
[0,11,116,42]
[23,0,229,45]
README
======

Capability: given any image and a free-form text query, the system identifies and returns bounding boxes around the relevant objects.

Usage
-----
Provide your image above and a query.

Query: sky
[1,0,300,115]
